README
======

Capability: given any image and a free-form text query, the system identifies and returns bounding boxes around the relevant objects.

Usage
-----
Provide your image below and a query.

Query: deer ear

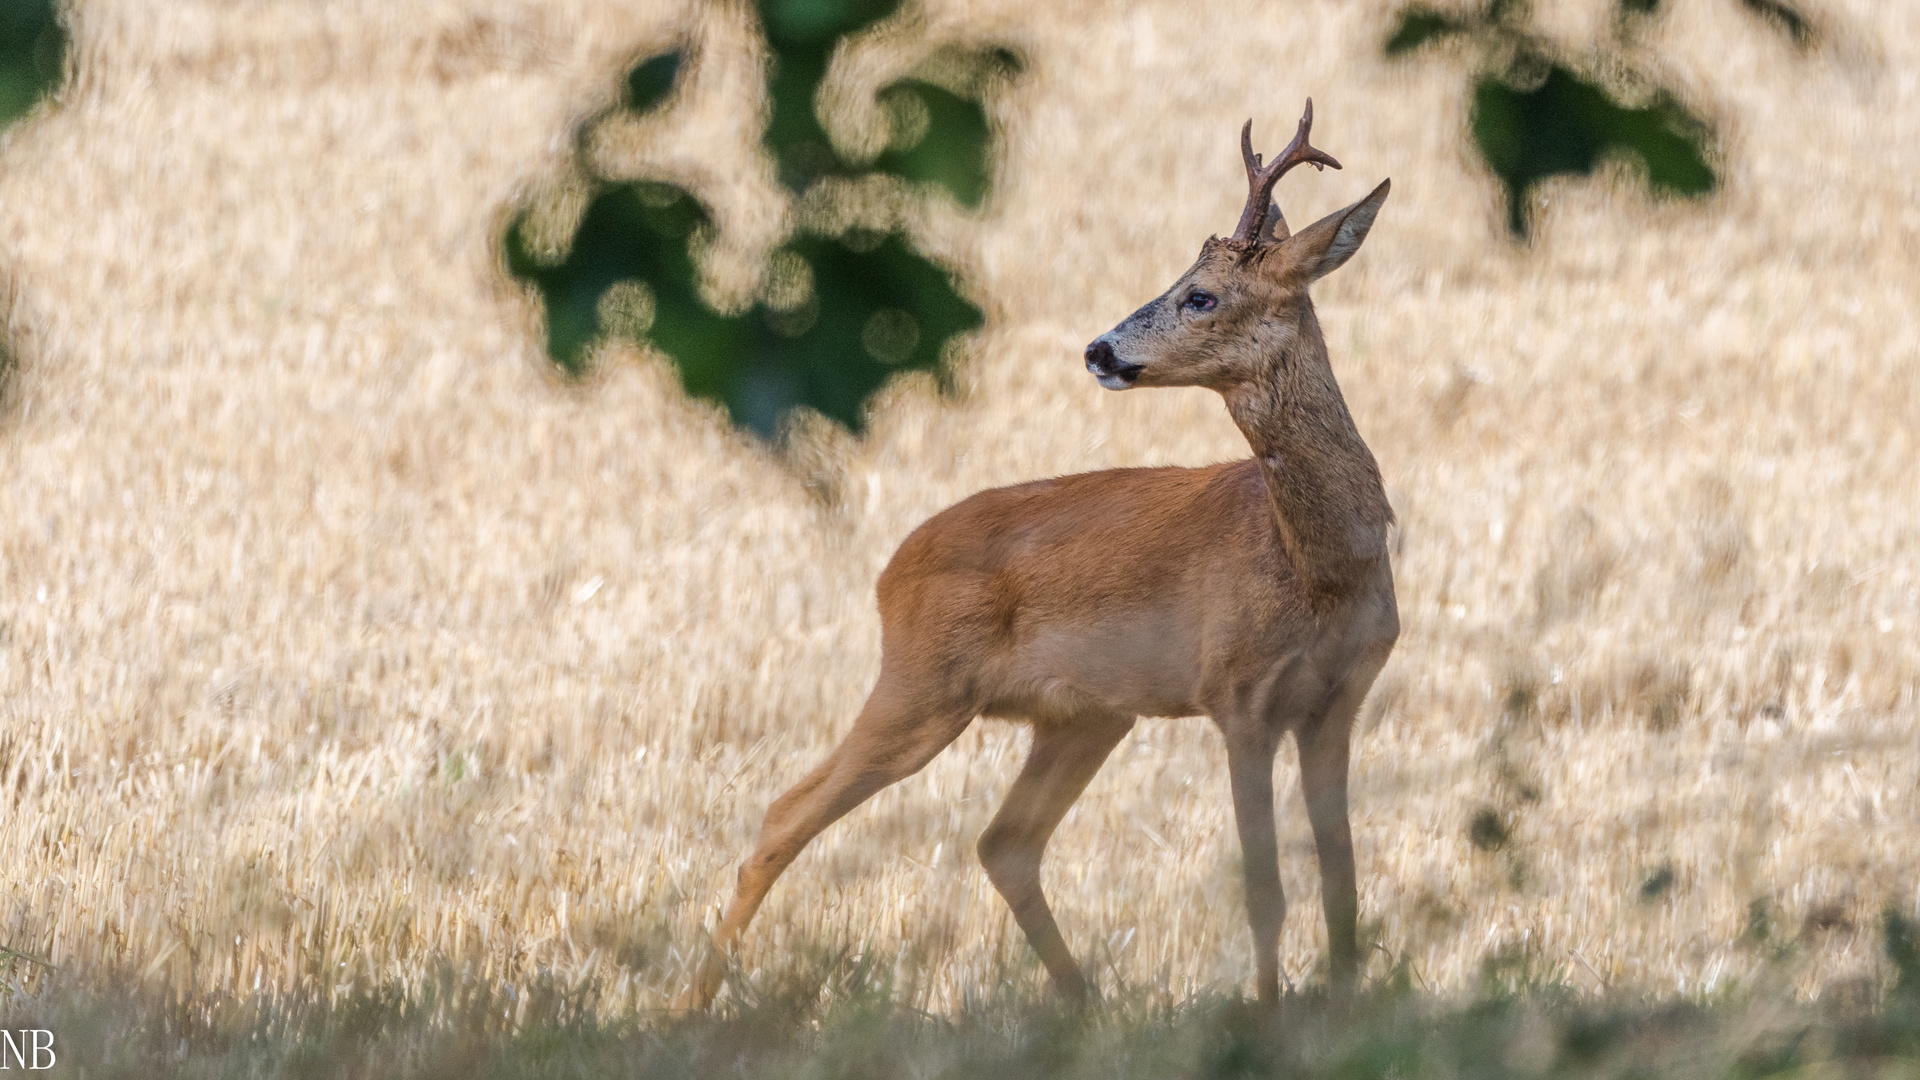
[1269,178,1390,284]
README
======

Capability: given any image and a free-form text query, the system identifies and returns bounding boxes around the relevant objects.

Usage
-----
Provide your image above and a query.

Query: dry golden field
[0,0,1914,1017]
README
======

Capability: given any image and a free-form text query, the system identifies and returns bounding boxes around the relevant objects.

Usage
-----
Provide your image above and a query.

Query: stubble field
[0,0,1914,1034]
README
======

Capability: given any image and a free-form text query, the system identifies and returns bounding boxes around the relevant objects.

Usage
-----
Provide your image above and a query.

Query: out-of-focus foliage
[505,0,1020,439]
[0,0,62,128]
[870,52,1019,209]
[622,51,681,113]
[1738,0,1818,48]
[1386,0,1817,237]
[1471,68,1713,235]
[0,0,65,397]
[506,185,983,437]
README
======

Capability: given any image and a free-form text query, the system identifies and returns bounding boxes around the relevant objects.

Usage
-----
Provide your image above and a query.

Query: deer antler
[1228,98,1342,248]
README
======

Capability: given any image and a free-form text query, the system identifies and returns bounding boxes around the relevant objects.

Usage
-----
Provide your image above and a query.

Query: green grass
[8,935,1918,1080]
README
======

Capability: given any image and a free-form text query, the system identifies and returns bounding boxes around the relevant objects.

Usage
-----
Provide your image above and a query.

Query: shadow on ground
[10,912,1918,1079]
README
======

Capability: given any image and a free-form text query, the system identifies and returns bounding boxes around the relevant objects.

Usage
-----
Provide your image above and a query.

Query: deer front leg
[978,714,1135,1000]
[1224,725,1287,1006]
[1298,714,1358,997]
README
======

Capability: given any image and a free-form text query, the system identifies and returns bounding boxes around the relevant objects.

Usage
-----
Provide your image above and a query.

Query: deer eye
[1183,290,1217,312]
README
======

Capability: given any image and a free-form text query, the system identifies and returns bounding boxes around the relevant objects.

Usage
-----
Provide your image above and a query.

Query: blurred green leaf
[1738,0,1817,48]
[872,81,993,207]
[1469,808,1510,851]
[760,0,899,50]
[764,52,844,194]
[774,231,981,429]
[1487,0,1534,28]
[757,0,903,193]
[1384,0,1843,240]
[1384,7,1477,56]
[507,182,980,438]
[508,1,1011,441]
[1638,865,1675,903]
[506,182,725,374]
[1889,907,1920,996]
[0,0,63,127]
[624,51,682,113]
[1472,65,1713,236]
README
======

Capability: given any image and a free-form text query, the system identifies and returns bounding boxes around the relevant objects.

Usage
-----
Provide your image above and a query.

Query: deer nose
[1084,338,1143,388]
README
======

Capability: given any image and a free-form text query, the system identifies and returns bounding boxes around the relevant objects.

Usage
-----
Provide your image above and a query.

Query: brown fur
[677,166,1399,1010]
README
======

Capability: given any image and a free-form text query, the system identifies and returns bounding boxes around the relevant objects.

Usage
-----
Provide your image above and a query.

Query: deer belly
[997,613,1205,720]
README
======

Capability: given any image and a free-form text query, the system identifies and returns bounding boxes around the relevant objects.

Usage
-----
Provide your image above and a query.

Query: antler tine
[1228,98,1343,248]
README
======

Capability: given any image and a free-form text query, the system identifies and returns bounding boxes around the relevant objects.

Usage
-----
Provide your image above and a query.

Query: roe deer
[680,100,1396,1009]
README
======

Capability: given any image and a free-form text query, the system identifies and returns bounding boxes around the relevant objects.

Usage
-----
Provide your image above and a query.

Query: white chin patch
[1095,373,1135,391]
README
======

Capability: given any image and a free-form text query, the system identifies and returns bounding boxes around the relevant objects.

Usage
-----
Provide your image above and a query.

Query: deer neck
[1224,306,1392,608]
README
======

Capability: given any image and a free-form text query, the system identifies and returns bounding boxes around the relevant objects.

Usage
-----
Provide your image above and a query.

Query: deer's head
[1085,101,1389,394]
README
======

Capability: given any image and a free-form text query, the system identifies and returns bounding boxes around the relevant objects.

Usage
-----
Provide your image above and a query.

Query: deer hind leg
[977,713,1134,1000]
[675,679,976,1011]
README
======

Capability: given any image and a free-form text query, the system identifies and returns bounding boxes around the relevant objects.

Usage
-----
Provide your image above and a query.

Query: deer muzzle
[1084,338,1143,390]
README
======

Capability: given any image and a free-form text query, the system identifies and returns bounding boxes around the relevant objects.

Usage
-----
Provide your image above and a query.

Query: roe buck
[680,100,1396,1009]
